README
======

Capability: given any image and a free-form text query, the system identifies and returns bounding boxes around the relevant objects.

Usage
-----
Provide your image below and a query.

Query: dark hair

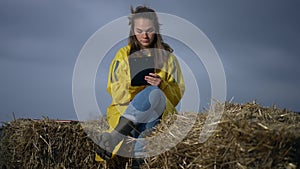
[128,6,173,68]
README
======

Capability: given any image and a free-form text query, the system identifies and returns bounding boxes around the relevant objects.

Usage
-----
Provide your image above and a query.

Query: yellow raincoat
[96,45,185,161]
[106,45,185,128]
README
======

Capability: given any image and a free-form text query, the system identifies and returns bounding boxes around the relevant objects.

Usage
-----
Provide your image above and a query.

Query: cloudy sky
[1,0,299,122]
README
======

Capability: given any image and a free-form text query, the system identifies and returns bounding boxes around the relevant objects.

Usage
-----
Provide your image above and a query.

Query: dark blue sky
[1,0,300,122]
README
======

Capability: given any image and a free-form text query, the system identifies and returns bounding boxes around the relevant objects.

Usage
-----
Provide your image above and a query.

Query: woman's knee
[131,85,163,111]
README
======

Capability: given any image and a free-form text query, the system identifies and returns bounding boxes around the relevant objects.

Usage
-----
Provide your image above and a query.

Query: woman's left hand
[145,73,162,86]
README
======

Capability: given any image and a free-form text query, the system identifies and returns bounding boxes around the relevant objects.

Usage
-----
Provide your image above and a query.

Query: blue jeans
[122,85,166,157]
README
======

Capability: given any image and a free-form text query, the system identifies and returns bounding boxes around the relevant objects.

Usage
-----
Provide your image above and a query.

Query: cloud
[1,0,300,123]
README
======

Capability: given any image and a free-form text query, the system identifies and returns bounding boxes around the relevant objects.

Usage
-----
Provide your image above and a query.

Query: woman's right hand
[145,73,161,86]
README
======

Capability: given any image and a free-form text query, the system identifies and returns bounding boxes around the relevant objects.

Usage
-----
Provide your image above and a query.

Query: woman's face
[134,18,156,48]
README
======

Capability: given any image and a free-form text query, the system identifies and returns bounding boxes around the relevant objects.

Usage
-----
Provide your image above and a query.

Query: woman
[96,5,185,166]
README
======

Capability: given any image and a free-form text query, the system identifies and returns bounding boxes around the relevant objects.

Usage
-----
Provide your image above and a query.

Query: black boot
[132,158,144,169]
[96,116,136,160]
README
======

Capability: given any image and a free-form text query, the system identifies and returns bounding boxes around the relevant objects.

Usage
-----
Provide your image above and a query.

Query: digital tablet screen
[129,56,155,86]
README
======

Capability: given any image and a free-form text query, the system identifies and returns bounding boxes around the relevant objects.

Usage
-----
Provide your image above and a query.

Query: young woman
[96,5,185,167]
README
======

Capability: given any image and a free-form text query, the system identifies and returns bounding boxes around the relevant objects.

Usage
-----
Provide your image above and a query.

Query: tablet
[129,56,155,86]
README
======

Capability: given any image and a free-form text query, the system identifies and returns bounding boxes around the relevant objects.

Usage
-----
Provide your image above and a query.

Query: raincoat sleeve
[158,54,185,107]
[106,50,132,105]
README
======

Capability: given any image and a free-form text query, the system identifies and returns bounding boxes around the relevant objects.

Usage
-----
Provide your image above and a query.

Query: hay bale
[0,118,108,169]
[144,102,300,169]
[0,126,3,140]
[0,102,299,169]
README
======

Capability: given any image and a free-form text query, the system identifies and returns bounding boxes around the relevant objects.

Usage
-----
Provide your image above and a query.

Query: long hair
[128,5,173,69]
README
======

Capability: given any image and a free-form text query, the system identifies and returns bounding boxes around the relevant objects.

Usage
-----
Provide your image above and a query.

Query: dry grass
[0,102,299,169]
[144,102,300,169]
